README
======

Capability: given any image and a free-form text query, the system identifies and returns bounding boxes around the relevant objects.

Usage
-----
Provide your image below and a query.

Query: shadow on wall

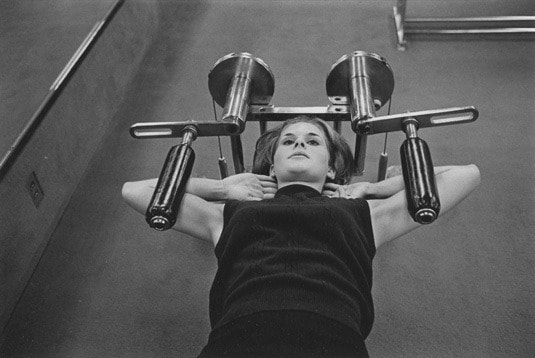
[0,0,160,342]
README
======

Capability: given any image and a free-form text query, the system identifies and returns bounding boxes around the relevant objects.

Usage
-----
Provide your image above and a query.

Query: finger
[263,193,275,200]
[334,186,347,198]
[257,174,276,182]
[255,174,275,181]
[323,182,339,190]
[260,181,278,189]
[263,186,278,193]
[267,178,278,184]
[322,190,334,197]
[260,177,277,184]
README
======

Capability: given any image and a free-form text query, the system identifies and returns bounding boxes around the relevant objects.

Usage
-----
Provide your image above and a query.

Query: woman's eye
[308,140,319,145]
[282,139,294,145]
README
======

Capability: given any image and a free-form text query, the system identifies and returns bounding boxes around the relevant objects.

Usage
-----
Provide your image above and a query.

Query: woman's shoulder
[321,196,371,210]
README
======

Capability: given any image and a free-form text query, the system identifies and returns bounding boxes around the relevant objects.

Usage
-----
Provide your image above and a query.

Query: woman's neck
[277,181,324,193]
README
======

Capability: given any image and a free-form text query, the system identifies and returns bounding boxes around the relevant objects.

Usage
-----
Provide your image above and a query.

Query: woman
[122,116,480,357]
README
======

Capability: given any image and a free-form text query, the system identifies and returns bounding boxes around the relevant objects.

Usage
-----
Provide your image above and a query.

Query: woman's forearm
[126,177,227,201]
[367,165,467,199]
[185,178,227,201]
[123,173,273,206]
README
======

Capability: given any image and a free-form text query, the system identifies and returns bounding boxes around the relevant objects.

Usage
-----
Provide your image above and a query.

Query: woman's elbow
[121,181,147,213]
[121,181,134,202]
[450,164,481,196]
[465,164,481,188]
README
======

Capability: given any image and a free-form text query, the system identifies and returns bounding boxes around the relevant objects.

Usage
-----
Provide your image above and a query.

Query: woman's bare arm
[122,181,224,244]
[121,173,277,244]
[368,164,481,248]
[366,166,458,199]
[127,174,276,202]
[323,166,455,199]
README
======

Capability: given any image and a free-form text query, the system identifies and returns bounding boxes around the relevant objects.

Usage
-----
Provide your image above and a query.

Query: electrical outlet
[27,171,44,208]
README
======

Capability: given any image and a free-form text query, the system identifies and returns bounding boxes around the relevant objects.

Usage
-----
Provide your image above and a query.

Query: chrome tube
[222,69,252,133]
[349,75,376,124]
[348,56,377,175]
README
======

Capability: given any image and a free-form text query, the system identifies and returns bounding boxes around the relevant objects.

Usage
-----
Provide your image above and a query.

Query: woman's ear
[270,164,276,179]
[327,168,335,181]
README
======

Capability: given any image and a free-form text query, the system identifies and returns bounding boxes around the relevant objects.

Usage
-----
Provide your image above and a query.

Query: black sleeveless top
[209,184,376,338]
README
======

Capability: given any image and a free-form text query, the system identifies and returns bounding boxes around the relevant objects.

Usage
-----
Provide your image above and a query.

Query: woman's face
[271,122,334,185]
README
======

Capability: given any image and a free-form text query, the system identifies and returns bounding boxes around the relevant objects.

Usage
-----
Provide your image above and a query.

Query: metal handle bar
[129,105,478,139]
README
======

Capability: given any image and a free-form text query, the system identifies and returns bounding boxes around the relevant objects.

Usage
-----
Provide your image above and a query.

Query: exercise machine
[130,51,478,230]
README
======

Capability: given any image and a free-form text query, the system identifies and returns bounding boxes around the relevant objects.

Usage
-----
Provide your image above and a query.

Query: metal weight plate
[326,51,394,109]
[208,53,275,108]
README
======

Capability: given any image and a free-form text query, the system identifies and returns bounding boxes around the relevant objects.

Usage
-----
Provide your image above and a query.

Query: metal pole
[393,0,407,50]
[0,0,125,179]
[393,1,535,50]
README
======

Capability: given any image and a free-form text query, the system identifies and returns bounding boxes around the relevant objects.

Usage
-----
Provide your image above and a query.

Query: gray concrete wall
[0,0,116,169]
[0,0,160,339]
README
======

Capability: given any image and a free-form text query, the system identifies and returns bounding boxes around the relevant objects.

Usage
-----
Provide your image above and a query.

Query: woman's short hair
[252,115,355,184]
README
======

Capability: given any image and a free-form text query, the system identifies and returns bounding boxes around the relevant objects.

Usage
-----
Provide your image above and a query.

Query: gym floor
[1,1,534,357]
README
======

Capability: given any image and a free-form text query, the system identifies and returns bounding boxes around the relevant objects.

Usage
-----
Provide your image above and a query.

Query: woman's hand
[323,180,399,199]
[385,165,403,178]
[222,173,278,201]
[322,182,371,199]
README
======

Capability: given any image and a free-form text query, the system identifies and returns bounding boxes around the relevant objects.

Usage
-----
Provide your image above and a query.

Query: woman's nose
[294,139,305,148]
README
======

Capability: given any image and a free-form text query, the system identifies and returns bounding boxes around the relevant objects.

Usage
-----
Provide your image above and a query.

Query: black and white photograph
[1,1,533,357]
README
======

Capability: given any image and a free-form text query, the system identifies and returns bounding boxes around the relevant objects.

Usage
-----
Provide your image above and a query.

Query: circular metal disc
[208,52,275,108]
[326,51,394,109]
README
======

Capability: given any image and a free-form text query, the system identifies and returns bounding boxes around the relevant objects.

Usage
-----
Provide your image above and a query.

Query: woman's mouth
[289,152,309,159]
